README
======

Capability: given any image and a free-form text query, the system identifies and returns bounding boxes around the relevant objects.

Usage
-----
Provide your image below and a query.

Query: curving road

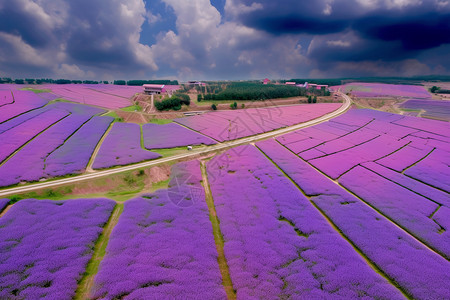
[0,93,351,197]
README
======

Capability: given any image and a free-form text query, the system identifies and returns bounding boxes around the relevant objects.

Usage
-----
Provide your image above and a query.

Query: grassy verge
[121,104,142,112]
[153,145,207,157]
[147,118,173,124]
[200,161,236,300]
[74,203,124,299]
[102,111,123,122]
[20,87,52,94]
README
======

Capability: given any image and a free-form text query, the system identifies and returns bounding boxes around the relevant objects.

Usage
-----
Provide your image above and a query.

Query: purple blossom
[404,149,450,192]
[92,160,225,299]
[0,109,69,163]
[42,84,142,109]
[92,123,160,169]
[340,165,450,258]
[207,145,403,299]
[0,102,103,186]
[256,138,450,299]
[0,90,49,123]
[335,82,431,98]
[45,116,114,176]
[0,198,9,212]
[175,103,341,141]
[401,99,450,121]
[0,198,115,300]
[142,123,216,149]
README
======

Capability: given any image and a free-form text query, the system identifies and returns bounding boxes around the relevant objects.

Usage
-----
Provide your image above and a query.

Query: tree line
[154,93,190,111]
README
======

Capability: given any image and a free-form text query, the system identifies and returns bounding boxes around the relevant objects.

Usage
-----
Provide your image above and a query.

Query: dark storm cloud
[0,0,55,48]
[238,0,352,35]
[236,0,450,53]
[355,13,450,51]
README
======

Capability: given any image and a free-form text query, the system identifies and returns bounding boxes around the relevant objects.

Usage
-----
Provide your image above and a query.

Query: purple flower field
[142,123,216,149]
[332,82,431,98]
[0,198,9,212]
[0,109,69,163]
[92,160,226,299]
[207,145,403,299]
[400,99,450,121]
[0,198,115,299]
[42,84,141,109]
[175,103,341,141]
[0,90,50,123]
[92,123,161,169]
[256,138,450,299]
[0,103,105,186]
[45,116,114,177]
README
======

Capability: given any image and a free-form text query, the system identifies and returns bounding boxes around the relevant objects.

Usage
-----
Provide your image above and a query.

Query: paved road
[0,93,351,197]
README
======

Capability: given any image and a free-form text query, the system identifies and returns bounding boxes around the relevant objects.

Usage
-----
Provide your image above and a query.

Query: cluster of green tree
[203,83,307,101]
[307,95,317,103]
[154,93,190,111]
[126,80,179,86]
[195,83,224,94]
[430,86,450,94]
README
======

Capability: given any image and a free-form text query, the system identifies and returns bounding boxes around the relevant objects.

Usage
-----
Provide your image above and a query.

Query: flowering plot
[142,123,216,149]
[376,144,434,172]
[333,82,431,98]
[0,101,102,135]
[400,99,450,121]
[92,160,225,299]
[256,139,450,299]
[0,90,49,123]
[0,198,115,300]
[309,134,410,179]
[93,123,160,169]
[175,103,341,141]
[207,145,402,299]
[0,113,93,187]
[362,162,450,208]
[43,84,138,109]
[0,198,9,212]
[340,165,450,258]
[45,116,114,177]
[0,109,69,163]
[0,90,13,107]
[404,149,450,192]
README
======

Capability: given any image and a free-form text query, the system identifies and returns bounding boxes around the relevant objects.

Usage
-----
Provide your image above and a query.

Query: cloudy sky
[0,0,449,80]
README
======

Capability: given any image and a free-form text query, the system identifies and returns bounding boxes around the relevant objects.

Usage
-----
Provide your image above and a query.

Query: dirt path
[0,204,12,217]
[74,203,123,300]
[86,122,114,172]
[0,94,350,198]
[200,161,236,300]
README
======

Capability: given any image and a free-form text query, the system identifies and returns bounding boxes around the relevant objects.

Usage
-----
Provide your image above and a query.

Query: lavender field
[400,99,450,121]
[0,199,115,299]
[0,91,448,299]
[333,82,431,98]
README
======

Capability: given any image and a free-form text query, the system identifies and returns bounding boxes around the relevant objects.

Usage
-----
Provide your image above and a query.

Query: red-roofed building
[263,78,270,85]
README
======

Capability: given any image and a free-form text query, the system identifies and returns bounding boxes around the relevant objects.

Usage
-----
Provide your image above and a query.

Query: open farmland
[333,82,431,98]
[175,103,341,141]
[0,86,448,299]
[0,199,115,299]
[41,84,141,109]
[399,99,450,121]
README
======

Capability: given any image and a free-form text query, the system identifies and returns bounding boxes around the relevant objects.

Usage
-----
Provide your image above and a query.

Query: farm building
[285,82,296,85]
[143,84,180,96]
[144,84,166,95]
[263,78,270,85]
